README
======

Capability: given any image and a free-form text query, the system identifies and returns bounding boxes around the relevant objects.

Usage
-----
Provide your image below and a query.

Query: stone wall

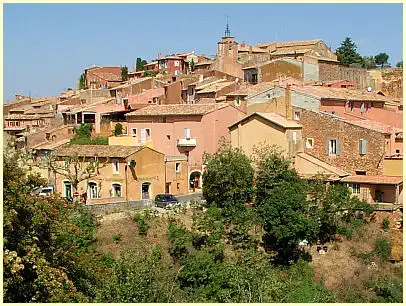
[299,110,386,175]
[319,62,375,90]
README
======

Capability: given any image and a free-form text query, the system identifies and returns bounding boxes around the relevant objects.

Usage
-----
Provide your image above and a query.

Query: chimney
[285,85,292,120]
[158,53,162,60]
[241,41,246,47]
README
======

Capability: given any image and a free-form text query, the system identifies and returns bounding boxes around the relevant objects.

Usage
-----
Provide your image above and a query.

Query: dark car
[154,194,180,208]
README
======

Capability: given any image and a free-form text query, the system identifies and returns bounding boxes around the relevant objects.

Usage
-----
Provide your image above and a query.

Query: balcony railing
[177,137,197,147]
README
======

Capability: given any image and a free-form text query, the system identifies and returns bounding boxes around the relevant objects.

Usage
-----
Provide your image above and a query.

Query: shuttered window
[359,139,367,155]
[326,138,341,156]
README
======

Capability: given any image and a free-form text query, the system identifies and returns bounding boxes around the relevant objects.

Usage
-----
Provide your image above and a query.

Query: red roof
[340,175,403,185]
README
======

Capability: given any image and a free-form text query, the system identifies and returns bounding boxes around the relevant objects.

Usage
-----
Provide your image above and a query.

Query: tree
[375,53,390,68]
[136,58,148,71]
[114,123,123,136]
[202,140,254,212]
[121,66,128,81]
[396,61,403,68]
[3,141,102,302]
[335,37,363,66]
[189,58,195,72]
[79,73,87,90]
[361,56,376,69]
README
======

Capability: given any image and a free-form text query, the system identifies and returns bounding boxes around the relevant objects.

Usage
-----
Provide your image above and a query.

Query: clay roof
[348,120,402,135]
[126,103,229,117]
[290,85,390,102]
[56,144,142,158]
[31,139,71,150]
[229,112,302,130]
[144,61,158,66]
[295,152,350,179]
[197,81,235,94]
[225,82,276,97]
[4,127,26,131]
[4,114,41,120]
[340,175,403,185]
[191,76,220,87]
[194,61,213,66]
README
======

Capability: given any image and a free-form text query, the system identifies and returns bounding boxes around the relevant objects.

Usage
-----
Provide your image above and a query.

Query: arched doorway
[189,171,202,190]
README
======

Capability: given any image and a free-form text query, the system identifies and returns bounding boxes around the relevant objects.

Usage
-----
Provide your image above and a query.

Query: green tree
[114,123,123,136]
[396,61,403,68]
[375,53,390,68]
[136,58,148,71]
[202,140,254,212]
[335,37,363,66]
[121,65,128,81]
[3,141,102,302]
[79,73,87,89]
[189,58,195,72]
[361,56,377,69]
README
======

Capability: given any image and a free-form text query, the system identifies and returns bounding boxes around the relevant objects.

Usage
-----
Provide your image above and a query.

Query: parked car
[31,186,54,197]
[154,194,180,209]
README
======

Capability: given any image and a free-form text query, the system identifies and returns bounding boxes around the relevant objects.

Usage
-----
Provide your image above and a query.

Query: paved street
[176,191,203,203]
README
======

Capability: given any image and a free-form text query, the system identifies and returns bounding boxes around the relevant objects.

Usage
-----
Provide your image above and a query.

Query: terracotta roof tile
[295,152,350,178]
[56,144,142,158]
[4,114,41,120]
[32,139,71,150]
[229,112,302,130]
[197,81,235,94]
[290,85,390,102]
[126,103,229,117]
[92,71,122,82]
[348,120,402,135]
[340,175,403,185]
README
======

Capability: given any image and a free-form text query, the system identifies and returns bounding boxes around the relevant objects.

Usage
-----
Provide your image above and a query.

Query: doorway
[189,171,201,189]
[142,182,151,199]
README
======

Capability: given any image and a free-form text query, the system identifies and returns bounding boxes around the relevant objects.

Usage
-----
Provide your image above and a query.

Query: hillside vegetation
[3,141,403,302]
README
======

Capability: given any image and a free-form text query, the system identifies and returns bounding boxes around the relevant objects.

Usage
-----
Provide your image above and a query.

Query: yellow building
[229,112,303,157]
[54,144,188,205]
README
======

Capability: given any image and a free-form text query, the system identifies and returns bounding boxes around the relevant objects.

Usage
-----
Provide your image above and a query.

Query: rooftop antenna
[224,15,231,37]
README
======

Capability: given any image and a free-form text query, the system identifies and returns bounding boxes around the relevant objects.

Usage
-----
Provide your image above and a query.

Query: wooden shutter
[336,140,341,155]
[364,139,368,154]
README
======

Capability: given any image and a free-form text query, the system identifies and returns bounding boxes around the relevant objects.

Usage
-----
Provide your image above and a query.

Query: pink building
[128,87,165,108]
[126,103,245,189]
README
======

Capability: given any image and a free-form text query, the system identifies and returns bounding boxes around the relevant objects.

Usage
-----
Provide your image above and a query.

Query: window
[141,128,151,142]
[112,160,119,173]
[294,110,301,120]
[164,61,168,68]
[350,183,360,194]
[112,183,122,197]
[355,170,367,175]
[396,149,400,154]
[16,121,20,126]
[63,181,72,199]
[292,131,297,144]
[328,139,340,155]
[359,139,368,155]
[167,135,171,140]
[174,61,179,67]
[184,128,191,140]
[175,162,181,173]
[153,97,159,104]
[175,70,180,76]
[235,96,241,106]
[266,94,271,99]
[251,74,258,84]
[64,160,70,168]
[88,182,98,199]
[306,138,314,149]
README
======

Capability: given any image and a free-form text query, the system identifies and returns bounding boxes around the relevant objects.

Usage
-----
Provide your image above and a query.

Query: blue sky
[4,3,403,102]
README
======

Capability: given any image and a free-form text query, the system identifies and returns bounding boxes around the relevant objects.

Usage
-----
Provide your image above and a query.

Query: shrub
[135,215,149,235]
[374,237,391,263]
[114,123,123,136]
[382,218,390,230]
[112,234,121,243]
[167,223,191,261]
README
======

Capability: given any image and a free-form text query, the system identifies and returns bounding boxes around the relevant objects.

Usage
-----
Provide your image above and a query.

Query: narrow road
[176,191,204,204]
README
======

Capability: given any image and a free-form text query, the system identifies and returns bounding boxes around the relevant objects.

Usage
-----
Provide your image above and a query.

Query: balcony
[177,137,197,147]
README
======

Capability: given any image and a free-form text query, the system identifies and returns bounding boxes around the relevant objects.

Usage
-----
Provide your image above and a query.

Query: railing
[177,137,197,147]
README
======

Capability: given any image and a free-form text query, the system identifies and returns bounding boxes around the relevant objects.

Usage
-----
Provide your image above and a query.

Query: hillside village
[4,28,403,209]
[4,22,404,303]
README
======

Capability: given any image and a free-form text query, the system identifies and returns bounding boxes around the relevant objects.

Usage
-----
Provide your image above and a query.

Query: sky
[3,3,403,102]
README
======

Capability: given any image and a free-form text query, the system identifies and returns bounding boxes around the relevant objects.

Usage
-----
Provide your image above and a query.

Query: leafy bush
[112,234,121,243]
[382,218,390,230]
[114,123,123,136]
[365,278,403,303]
[374,237,391,263]
[135,215,149,235]
[167,223,192,261]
